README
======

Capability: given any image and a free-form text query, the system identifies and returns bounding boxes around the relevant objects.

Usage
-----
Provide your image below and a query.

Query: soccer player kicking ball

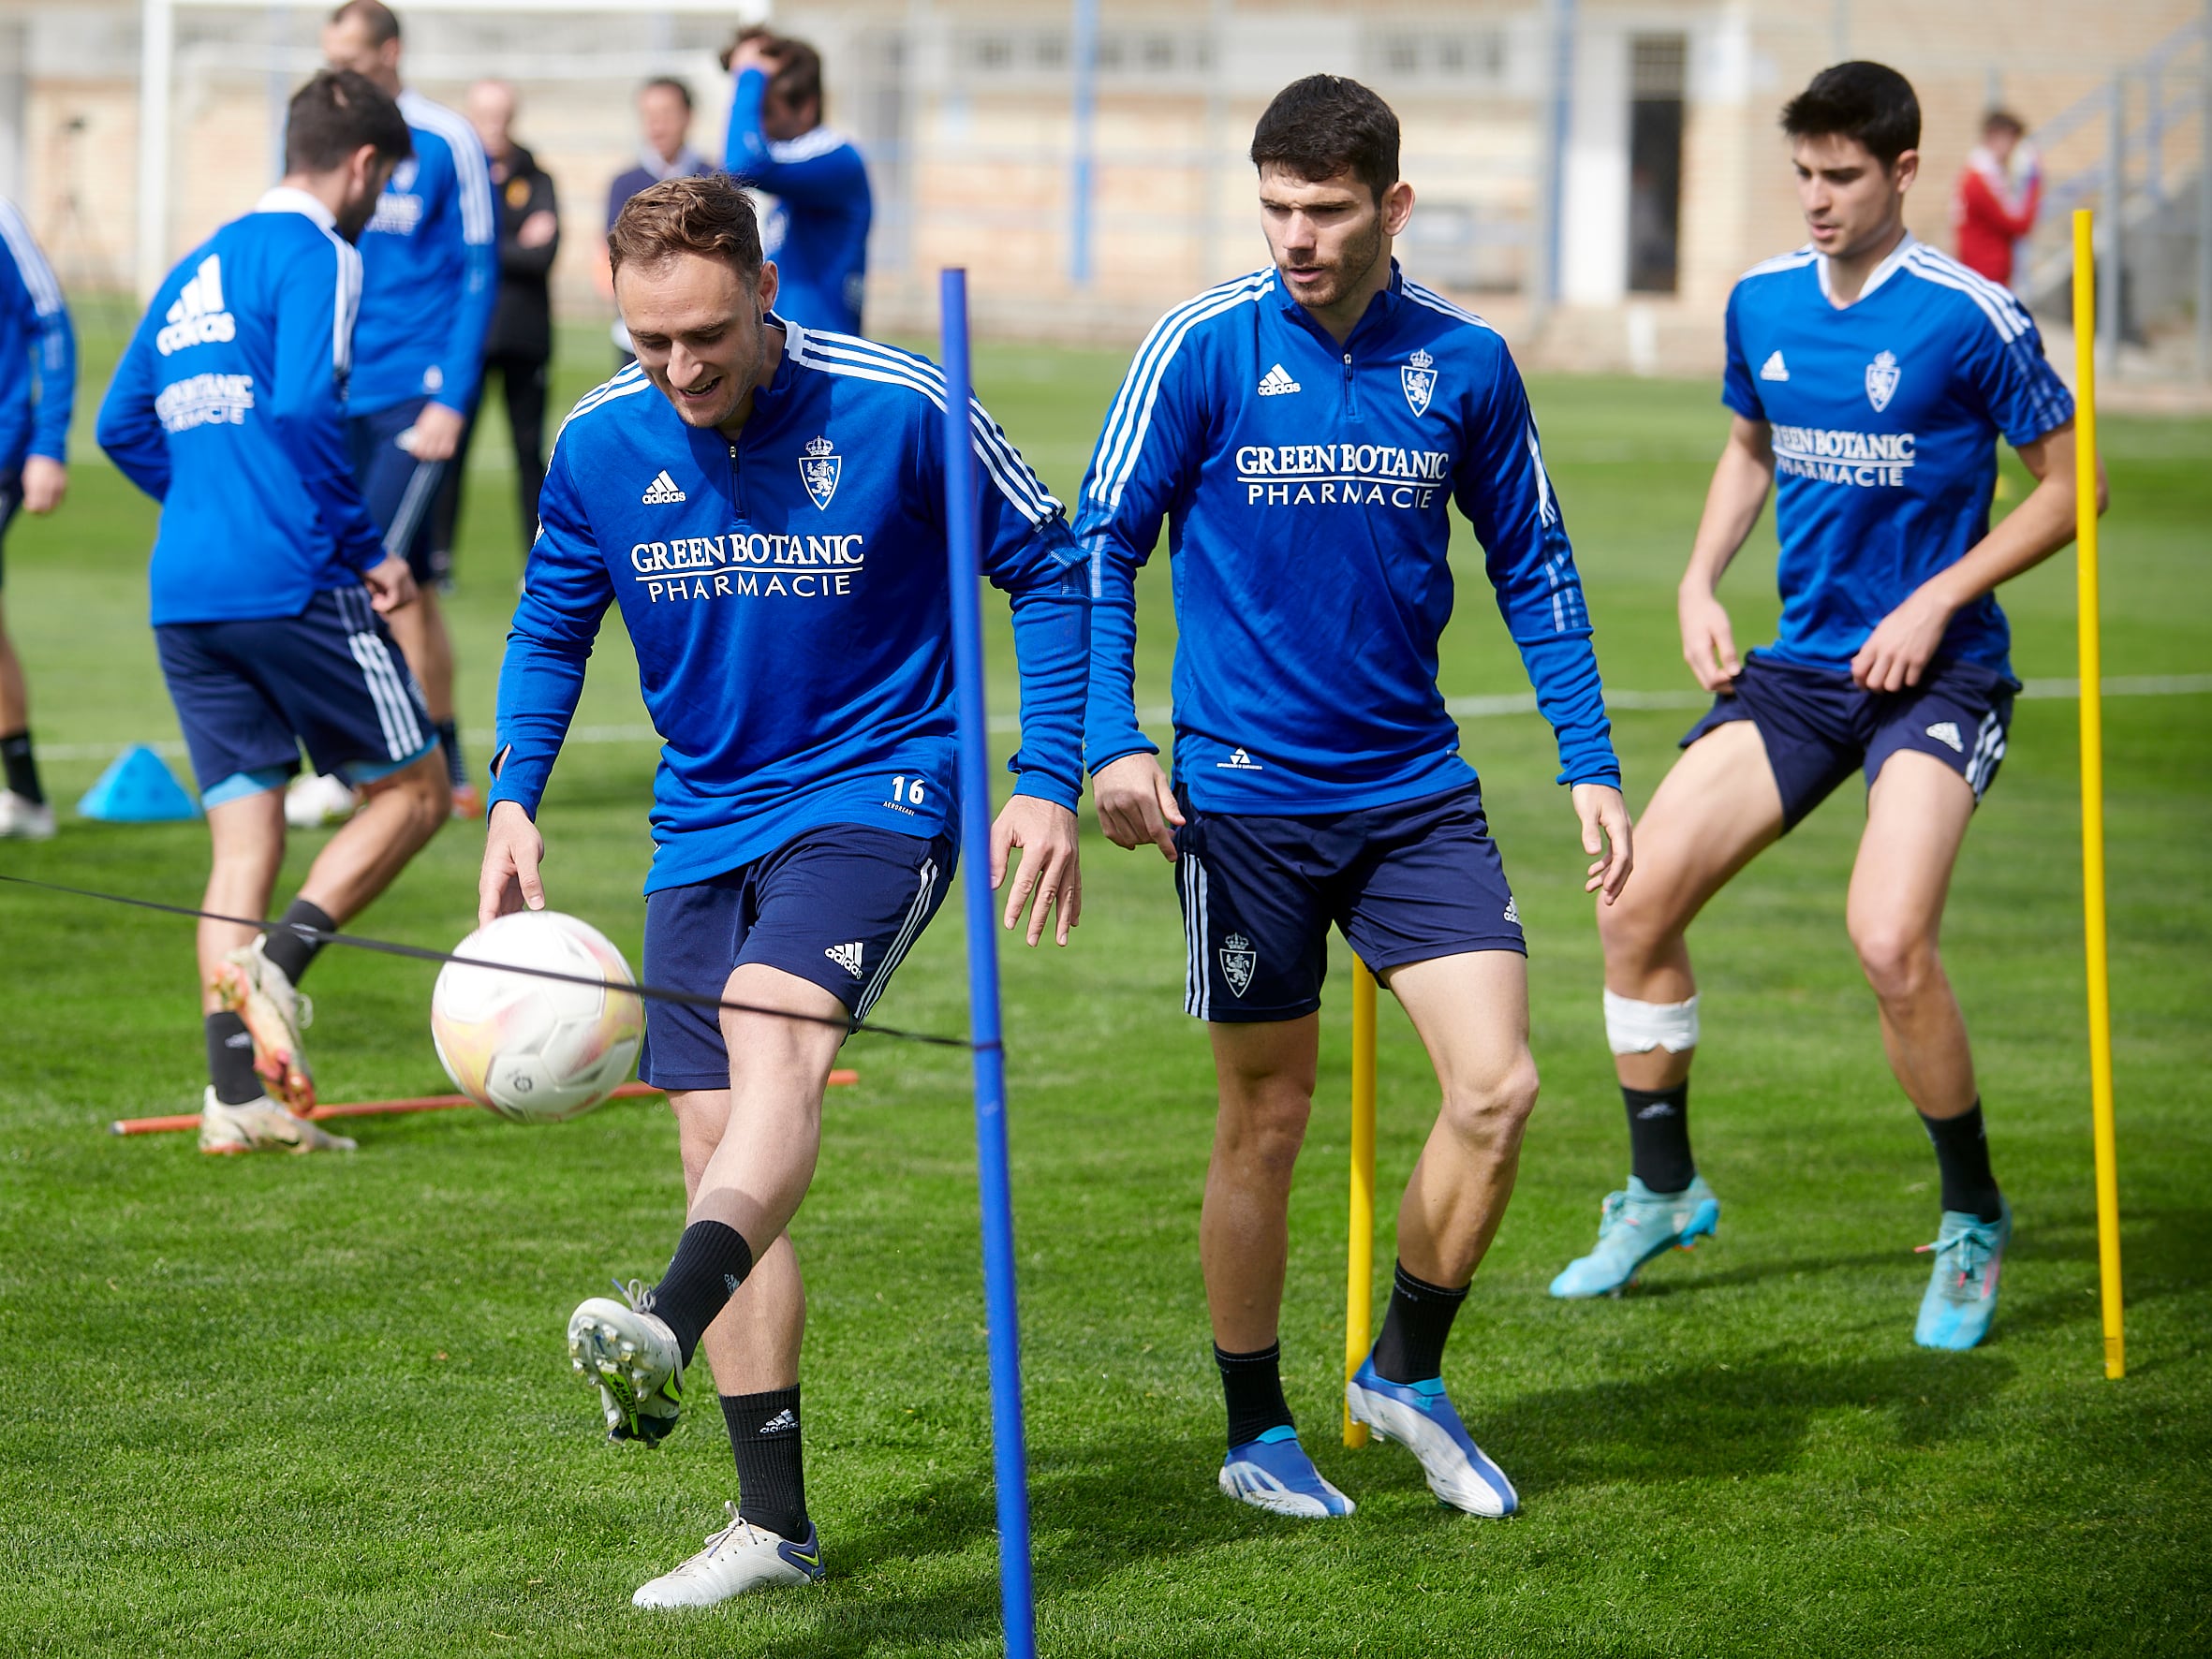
[96,72,450,1152]
[1550,64,2101,1351]
[476,175,1085,1609]
[1084,76,1630,1520]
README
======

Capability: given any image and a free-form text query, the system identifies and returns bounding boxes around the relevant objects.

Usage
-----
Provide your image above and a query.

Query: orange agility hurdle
[109,1071,861,1137]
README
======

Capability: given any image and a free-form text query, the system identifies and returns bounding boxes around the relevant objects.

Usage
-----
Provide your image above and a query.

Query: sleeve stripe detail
[0,198,66,315]
[1084,272,1275,518]
[1400,279,1497,335]
[1900,246,2033,342]
[401,93,496,245]
[317,228,362,377]
[1738,246,1819,282]
[551,372,654,447]
[791,330,1062,526]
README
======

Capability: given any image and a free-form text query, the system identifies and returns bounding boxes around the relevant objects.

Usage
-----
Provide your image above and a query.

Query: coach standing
[0,198,74,839]
[605,77,714,366]
[322,0,495,819]
[721,29,872,335]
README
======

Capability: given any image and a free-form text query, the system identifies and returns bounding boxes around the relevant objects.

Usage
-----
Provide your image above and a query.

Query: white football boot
[568,1281,684,1445]
[632,1504,824,1608]
[198,1087,357,1154]
[0,789,54,840]
[284,772,358,829]
[212,935,315,1110]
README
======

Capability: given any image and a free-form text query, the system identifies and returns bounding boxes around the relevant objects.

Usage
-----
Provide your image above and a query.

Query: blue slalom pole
[938,267,1039,1659]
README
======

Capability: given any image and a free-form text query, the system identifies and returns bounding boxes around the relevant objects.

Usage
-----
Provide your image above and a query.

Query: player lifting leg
[1551,63,2103,1350]
[479,175,1084,1609]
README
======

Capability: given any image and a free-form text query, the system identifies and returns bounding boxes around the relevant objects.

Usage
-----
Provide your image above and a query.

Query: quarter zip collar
[1274,257,1407,352]
[715,311,798,448]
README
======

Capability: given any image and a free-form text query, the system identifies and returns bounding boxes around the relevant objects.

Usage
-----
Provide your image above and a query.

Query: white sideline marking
[40,677,2212,761]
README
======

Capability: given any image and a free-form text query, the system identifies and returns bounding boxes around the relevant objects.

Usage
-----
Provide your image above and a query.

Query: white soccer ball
[430,909,644,1124]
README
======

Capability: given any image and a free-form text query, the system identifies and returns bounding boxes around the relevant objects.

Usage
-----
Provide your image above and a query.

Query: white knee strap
[1604,991,1700,1055]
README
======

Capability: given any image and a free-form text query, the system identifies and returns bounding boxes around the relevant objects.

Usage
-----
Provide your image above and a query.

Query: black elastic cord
[0,872,973,1050]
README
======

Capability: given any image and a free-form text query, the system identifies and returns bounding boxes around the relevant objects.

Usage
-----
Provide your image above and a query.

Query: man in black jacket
[430,77,559,573]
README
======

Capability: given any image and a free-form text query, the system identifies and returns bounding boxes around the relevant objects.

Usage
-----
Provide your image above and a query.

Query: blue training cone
[78,745,200,822]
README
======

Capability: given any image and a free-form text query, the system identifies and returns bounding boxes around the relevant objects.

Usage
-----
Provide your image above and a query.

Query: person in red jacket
[1953,109,2040,286]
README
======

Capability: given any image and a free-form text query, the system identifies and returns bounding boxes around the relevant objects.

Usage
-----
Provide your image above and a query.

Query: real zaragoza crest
[798,434,841,509]
[1218,932,1256,997]
[1865,349,1901,413]
[1401,347,1438,417]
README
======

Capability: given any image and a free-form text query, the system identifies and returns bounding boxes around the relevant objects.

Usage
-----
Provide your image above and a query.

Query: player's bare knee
[1851,921,1939,1004]
[1215,1082,1311,1173]
[1438,1054,1539,1145]
[1597,881,1683,978]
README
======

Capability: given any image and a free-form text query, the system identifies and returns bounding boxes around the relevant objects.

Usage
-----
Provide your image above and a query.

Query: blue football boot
[1914,1196,2013,1350]
[1345,1357,1518,1517]
[1548,1174,1720,1299]
[1217,1425,1355,1518]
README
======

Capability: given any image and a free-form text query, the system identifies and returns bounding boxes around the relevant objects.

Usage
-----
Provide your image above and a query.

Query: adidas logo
[759,1407,798,1434]
[723,1273,744,1294]
[156,255,236,356]
[1503,896,1520,925]
[1759,350,1790,382]
[641,469,686,504]
[1257,363,1302,396]
[1636,1100,1677,1120]
[1925,720,1965,753]
[824,940,864,978]
[1217,747,1262,771]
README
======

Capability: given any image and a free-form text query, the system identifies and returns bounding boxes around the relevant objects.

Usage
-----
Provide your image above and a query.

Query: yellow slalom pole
[1344,959,1378,1446]
[2072,208,2125,1380]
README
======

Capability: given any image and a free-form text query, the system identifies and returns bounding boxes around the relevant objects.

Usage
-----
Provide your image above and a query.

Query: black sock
[650,1220,755,1365]
[722,1387,808,1541]
[0,729,41,805]
[206,1010,261,1104]
[1215,1341,1294,1449]
[261,898,336,989]
[435,719,466,789]
[1369,1261,1470,1385]
[1921,1100,2002,1223]
[1624,1082,1696,1194]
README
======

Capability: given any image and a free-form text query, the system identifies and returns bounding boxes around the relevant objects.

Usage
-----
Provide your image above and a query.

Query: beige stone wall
[2,0,2199,369]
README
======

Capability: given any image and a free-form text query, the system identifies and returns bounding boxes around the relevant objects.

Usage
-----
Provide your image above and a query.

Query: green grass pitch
[0,322,2206,1656]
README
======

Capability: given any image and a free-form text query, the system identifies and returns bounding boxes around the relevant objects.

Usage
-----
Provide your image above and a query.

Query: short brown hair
[766,37,823,118]
[719,26,824,118]
[609,174,764,283]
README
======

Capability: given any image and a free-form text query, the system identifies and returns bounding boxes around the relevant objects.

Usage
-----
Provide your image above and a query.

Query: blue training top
[1079,260,1618,815]
[1721,232,2074,677]
[490,318,1089,894]
[348,89,497,416]
[722,69,872,336]
[0,198,75,476]
[96,188,388,626]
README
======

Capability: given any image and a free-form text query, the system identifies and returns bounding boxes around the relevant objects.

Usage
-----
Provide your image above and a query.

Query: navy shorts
[1172,784,1525,1024]
[640,824,955,1091]
[1681,652,2019,832]
[0,466,20,583]
[155,585,436,807]
[349,399,450,587]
